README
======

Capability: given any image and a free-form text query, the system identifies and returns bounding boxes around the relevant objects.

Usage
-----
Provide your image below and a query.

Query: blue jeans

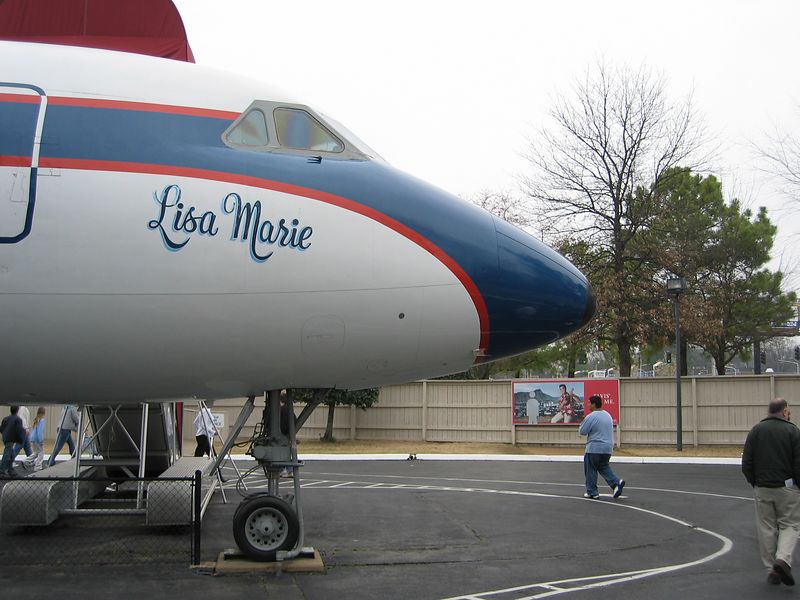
[12,434,32,461]
[47,429,76,466]
[584,453,621,495]
[0,442,16,474]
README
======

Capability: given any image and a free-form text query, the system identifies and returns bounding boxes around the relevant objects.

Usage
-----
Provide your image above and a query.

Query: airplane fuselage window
[226,108,269,146]
[274,108,344,153]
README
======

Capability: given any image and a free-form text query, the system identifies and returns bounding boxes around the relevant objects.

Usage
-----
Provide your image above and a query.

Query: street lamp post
[667,277,688,451]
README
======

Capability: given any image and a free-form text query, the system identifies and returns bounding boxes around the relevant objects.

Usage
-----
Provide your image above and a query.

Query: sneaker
[768,570,781,585]
[773,559,795,586]
[613,480,626,499]
[583,492,600,499]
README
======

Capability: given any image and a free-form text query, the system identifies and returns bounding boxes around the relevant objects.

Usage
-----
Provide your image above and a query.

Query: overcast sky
[175,0,800,278]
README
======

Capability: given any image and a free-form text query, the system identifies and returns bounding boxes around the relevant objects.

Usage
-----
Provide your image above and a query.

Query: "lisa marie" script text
[147,184,313,262]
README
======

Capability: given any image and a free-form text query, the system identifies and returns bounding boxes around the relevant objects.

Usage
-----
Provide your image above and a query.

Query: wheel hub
[246,507,288,550]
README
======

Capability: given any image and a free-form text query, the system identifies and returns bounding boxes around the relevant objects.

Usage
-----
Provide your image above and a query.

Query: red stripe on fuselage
[37,157,491,352]
[1,93,239,120]
[0,93,41,104]
[0,155,31,167]
[47,97,239,120]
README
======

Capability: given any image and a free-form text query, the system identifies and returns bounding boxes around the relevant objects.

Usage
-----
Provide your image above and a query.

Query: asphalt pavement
[0,455,780,600]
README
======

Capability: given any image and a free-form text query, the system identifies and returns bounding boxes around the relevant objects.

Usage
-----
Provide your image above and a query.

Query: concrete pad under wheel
[213,548,325,574]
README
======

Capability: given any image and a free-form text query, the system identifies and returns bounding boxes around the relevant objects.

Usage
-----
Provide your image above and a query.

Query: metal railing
[0,472,202,566]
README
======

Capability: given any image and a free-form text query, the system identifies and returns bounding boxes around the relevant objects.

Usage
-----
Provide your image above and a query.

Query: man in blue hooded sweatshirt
[578,394,625,500]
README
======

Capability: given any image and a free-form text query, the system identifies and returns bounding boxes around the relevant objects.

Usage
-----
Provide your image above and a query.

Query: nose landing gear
[218,389,326,562]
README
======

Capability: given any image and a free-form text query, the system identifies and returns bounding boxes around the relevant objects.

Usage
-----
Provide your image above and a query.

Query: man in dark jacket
[742,398,800,586]
[1,405,27,477]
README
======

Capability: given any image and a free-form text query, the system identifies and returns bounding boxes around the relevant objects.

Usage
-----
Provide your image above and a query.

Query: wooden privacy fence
[11,375,800,449]
[197,374,800,448]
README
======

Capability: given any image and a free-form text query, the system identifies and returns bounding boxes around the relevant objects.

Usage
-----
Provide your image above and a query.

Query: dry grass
[289,439,743,458]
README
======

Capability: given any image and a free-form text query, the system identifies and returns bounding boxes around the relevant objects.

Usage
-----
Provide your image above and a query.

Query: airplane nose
[581,281,597,328]
[485,217,595,359]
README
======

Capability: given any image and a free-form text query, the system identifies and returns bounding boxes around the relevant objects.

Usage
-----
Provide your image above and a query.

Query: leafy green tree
[293,388,379,441]
[649,169,796,374]
[648,169,726,282]
[647,169,794,373]
[692,202,796,373]
[643,169,728,373]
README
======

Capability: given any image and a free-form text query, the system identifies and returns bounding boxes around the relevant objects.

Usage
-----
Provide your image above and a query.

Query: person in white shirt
[193,407,216,457]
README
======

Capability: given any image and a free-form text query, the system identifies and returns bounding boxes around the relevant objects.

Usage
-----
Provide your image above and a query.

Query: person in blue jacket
[578,394,625,500]
[0,406,27,477]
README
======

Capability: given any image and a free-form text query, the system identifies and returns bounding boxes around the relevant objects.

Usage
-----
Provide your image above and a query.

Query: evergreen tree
[651,169,796,373]
[293,388,379,441]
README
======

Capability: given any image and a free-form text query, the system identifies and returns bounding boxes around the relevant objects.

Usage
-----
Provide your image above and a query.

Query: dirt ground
[290,439,743,458]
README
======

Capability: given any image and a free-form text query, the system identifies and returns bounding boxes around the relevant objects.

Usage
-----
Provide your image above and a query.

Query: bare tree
[522,62,711,376]
[753,121,800,292]
[468,189,532,227]
[757,127,800,203]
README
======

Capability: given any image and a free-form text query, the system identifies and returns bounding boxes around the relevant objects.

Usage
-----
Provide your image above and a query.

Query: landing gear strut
[220,389,326,562]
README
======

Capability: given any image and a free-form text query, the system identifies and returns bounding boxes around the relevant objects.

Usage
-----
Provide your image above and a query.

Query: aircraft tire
[232,494,299,561]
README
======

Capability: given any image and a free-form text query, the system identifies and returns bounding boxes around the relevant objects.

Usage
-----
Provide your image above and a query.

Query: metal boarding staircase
[0,402,222,526]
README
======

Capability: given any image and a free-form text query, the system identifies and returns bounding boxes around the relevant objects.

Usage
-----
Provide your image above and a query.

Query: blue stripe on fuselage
[0,101,39,156]
[41,105,232,162]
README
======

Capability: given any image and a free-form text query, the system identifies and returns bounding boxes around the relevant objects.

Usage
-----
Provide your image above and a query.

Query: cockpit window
[274,108,344,153]
[222,101,376,160]
[226,109,269,146]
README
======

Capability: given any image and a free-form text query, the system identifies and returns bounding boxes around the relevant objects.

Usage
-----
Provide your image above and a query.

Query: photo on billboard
[513,379,620,425]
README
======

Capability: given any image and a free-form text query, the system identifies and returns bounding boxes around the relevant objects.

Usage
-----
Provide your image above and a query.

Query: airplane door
[0,83,46,243]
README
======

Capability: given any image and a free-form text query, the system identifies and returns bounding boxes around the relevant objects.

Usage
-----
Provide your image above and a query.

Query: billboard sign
[513,378,620,425]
